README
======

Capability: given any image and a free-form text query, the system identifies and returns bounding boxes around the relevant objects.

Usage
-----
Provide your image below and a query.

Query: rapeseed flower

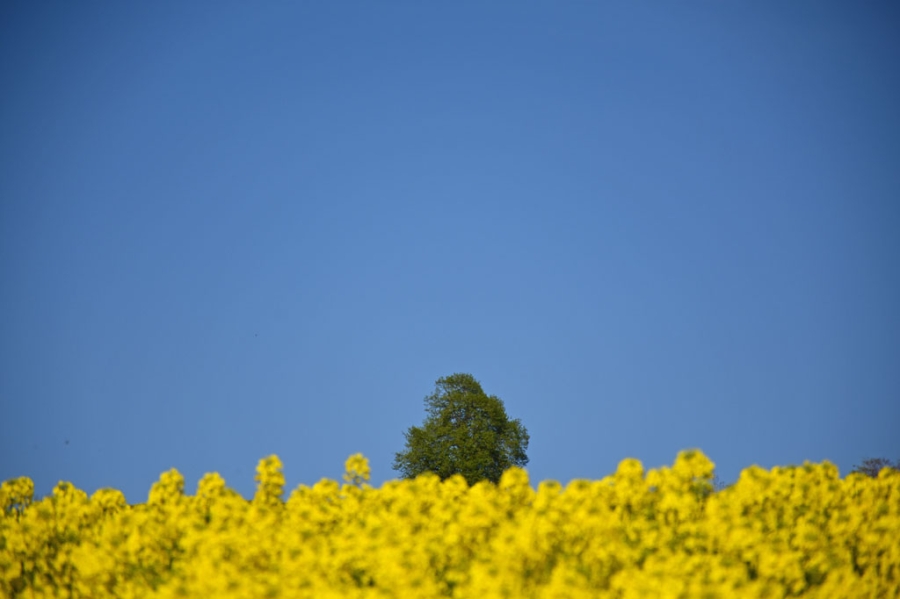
[2,451,898,598]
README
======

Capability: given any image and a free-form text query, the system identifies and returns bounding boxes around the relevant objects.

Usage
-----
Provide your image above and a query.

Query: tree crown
[393,373,529,485]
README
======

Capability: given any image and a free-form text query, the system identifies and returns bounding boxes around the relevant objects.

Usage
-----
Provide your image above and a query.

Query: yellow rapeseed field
[2,451,897,598]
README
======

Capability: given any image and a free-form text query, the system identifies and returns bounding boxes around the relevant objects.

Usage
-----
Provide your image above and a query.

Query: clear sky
[2,2,898,503]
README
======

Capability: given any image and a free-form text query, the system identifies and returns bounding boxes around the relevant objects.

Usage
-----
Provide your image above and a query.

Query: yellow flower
[253,455,285,505]
[3,449,899,598]
[343,453,371,487]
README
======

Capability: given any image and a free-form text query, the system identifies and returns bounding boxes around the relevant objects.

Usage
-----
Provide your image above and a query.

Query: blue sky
[2,2,898,502]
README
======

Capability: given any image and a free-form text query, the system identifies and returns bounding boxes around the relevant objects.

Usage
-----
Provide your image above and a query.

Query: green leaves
[393,373,530,485]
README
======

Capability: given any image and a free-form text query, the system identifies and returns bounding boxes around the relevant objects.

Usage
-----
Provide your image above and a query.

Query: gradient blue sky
[2,2,898,502]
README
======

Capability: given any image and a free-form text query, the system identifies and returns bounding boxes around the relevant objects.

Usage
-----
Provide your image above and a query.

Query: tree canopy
[393,373,529,485]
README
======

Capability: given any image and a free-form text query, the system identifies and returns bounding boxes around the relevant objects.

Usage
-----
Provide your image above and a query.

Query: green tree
[393,373,529,485]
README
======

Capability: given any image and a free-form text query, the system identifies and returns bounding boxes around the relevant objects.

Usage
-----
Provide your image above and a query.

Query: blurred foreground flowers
[2,451,898,598]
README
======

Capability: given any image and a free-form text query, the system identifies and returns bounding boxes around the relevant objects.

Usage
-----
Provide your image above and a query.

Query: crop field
[2,451,898,598]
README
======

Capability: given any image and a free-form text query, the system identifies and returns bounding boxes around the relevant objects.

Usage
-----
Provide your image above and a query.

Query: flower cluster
[2,451,897,598]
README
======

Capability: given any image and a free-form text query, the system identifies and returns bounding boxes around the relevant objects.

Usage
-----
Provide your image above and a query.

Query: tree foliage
[850,457,899,478]
[393,373,529,485]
